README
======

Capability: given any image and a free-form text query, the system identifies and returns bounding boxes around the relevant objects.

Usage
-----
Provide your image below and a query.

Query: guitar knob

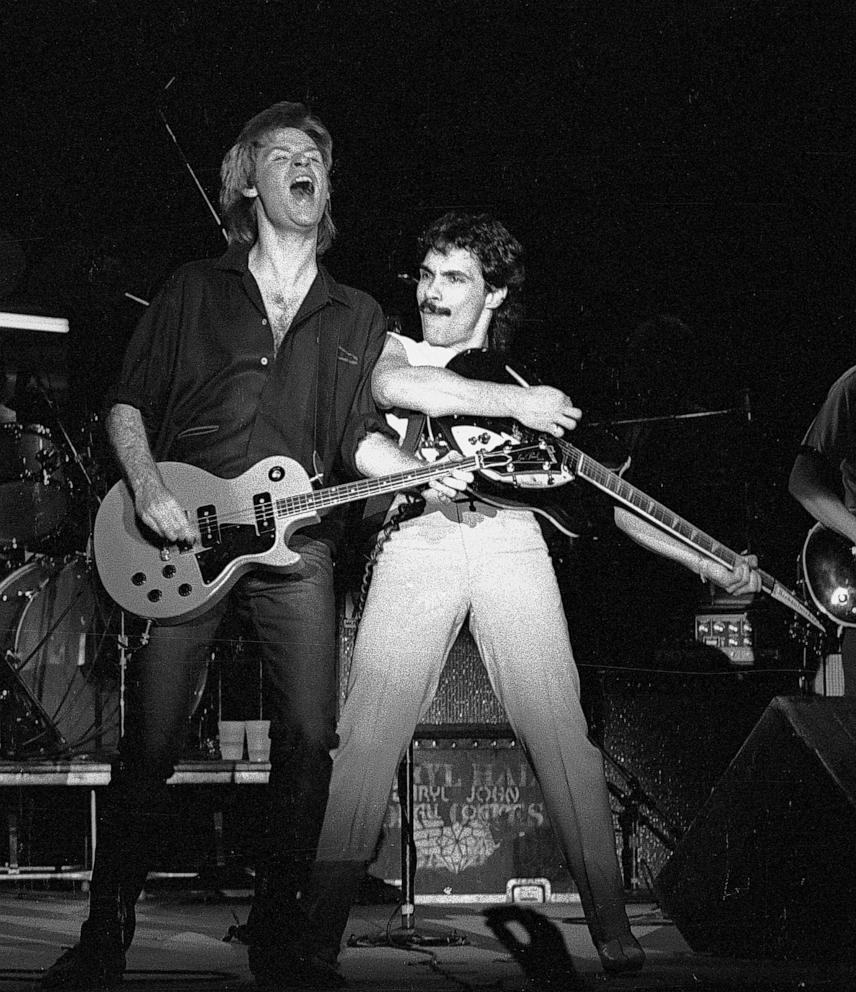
[178,584,192,598]
[132,572,146,586]
[147,589,162,603]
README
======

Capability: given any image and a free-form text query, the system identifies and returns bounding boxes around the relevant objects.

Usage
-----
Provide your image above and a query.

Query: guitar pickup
[253,492,275,533]
[197,505,219,548]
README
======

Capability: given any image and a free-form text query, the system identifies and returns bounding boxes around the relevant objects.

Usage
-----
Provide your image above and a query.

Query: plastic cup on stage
[245,720,271,762]
[218,720,246,761]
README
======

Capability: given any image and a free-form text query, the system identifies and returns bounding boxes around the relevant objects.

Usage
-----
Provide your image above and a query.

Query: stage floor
[1,889,855,991]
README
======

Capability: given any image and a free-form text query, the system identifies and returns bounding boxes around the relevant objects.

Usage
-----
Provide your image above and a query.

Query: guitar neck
[275,454,485,518]
[559,438,775,588]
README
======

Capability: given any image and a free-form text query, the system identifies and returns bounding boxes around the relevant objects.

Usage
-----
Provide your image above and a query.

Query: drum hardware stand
[115,614,151,737]
[1,649,65,757]
[797,619,829,697]
[793,556,831,697]
[117,612,129,737]
[33,382,95,490]
[597,742,682,893]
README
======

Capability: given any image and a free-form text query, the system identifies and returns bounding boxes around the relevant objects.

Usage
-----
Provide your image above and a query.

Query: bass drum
[0,557,120,756]
[0,557,209,758]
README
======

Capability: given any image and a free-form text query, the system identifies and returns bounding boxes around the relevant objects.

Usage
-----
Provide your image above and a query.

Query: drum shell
[0,423,67,545]
[0,558,119,755]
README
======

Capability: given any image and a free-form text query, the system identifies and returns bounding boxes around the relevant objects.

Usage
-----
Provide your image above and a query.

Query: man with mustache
[298,211,760,983]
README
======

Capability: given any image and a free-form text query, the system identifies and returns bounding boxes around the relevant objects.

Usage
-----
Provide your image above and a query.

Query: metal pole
[397,740,416,932]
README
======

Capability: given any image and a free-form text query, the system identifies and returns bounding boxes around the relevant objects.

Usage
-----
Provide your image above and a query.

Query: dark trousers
[840,628,856,695]
[85,536,338,951]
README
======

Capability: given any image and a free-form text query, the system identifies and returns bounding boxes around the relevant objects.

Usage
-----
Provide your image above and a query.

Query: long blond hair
[220,101,336,254]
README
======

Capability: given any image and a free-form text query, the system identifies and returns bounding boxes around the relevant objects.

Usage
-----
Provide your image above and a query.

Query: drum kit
[0,400,225,764]
[0,409,129,761]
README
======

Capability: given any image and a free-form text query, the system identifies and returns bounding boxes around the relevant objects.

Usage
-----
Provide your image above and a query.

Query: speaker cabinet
[595,669,787,884]
[654,696,856,962]
[368,739,573,897]
[339,615,511,736]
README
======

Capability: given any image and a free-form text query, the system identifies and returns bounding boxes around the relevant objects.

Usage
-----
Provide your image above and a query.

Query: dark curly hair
[219,101,336,254]
[420,212,525,352]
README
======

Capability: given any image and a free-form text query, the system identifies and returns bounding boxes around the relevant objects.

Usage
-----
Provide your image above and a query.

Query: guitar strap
[359,411,426,535]
[311,322,343,485]
[403,411,428,452]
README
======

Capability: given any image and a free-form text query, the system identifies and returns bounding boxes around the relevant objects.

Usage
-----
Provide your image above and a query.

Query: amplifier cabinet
[368,740,575,898]
[339,617,510,732]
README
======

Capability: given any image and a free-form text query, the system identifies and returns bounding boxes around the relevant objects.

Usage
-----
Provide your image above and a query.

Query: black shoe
[354,872,401,905]
[595,932,645,975]
[250,943,346,990]
[41,940,126,990]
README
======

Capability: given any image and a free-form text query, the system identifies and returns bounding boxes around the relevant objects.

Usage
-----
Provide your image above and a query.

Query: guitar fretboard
[565,439,824,630]
[560,439,767,584]
[273,454,487,518]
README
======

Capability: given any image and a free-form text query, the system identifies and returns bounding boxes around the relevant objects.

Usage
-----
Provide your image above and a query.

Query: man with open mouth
[39,100,469,992]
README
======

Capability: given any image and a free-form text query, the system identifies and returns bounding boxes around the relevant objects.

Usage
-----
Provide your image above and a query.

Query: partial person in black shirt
[790,365,856,694]
[41,101,470,992]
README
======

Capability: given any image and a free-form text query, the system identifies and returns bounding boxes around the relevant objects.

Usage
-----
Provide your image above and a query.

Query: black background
[2,0,854,668]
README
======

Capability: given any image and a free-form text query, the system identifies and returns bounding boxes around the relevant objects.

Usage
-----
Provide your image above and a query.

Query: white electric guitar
[93,450,514,624]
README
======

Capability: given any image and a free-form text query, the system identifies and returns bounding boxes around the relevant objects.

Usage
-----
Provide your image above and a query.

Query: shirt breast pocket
[175,425,220,440]
[337,347,358,366]
[173,424,221,458]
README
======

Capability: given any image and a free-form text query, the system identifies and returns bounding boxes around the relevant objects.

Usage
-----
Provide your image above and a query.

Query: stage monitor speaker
[654,695,856,963]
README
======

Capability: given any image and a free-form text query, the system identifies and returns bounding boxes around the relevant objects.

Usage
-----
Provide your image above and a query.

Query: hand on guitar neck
[434,348,824,633]
[613,507,761,598]
[715,553,761,597]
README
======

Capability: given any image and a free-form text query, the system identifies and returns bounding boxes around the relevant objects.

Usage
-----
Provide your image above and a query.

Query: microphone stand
[596,741,683,892]
[157,77,228,242]
[348,739,467,951]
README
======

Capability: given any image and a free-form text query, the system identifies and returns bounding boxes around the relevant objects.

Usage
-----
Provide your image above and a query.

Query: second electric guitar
[435,349,825,633]
[802,522,856,627]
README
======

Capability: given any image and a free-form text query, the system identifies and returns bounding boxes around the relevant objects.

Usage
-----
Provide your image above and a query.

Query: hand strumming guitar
[133,471,201,548]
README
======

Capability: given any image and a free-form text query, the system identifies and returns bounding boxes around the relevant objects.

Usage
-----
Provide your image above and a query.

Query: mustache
[419,301,452,316]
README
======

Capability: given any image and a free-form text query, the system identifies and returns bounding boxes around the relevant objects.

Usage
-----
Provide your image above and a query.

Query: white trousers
[317,499,629,940]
